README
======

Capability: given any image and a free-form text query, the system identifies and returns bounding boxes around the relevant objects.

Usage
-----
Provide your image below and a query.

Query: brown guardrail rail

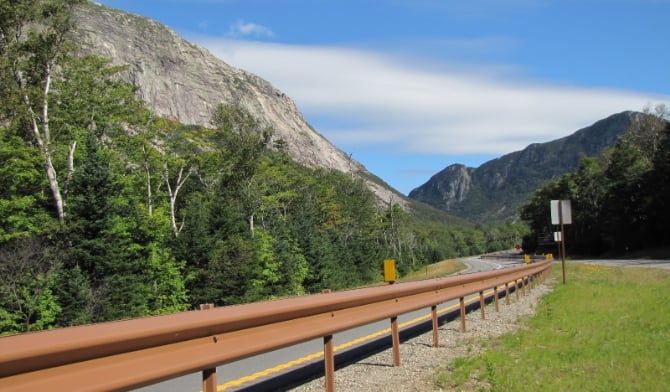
[0,260,552,392]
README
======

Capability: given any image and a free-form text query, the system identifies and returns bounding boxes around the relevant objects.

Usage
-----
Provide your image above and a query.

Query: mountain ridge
[72,2,642,222]
[72,1,404,205]
[409,111,644,222]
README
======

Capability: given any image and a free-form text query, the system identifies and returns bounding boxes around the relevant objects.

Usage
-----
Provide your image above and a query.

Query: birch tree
[211,104,272,236]
[163,157,192,237]
[0,0,85,225]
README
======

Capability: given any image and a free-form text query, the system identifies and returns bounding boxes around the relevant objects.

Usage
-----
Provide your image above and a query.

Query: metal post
[559,201,567,284]
[431,305,439,348]
[459,297,466,332]
[391,316,401,366]
[560,222,567,284]
[324,335,335,392]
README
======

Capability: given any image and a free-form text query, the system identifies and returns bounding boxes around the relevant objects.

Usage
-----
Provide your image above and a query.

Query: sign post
[551,200,571,284]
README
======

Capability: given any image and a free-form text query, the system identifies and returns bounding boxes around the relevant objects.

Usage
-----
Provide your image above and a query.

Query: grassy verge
[399,259,467,282]
[435,262,670,391]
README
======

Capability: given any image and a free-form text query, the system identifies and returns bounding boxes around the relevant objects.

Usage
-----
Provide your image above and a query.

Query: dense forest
[520,106,670,256]
[0,0,525,335]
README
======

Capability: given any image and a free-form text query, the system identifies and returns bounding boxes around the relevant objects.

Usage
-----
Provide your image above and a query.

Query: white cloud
[226,20,275,39]
[196,37,668,156]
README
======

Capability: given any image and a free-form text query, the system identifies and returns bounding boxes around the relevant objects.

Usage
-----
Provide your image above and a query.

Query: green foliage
[248,229,283,298]
[144,242,189,315]
[0,0,522,330]
[65,136,136,320]
[520,109,670,255]
[0,127,56,240]
[0,238,62,335]
[52,264,92,326]
[273,230,309,296]
[0,280,61,335]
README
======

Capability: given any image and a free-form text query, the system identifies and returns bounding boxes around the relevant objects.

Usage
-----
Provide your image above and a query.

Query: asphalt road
[134,256,522,392]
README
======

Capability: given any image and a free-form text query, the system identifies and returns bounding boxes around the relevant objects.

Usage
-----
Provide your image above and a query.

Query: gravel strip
[290,279,554,392]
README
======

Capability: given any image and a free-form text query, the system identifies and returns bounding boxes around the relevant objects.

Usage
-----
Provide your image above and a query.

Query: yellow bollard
[384,259,396,283]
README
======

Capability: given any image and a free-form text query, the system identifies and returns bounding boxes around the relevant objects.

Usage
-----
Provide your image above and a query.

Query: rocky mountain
[72,2,402,205]
[409,111,645,222]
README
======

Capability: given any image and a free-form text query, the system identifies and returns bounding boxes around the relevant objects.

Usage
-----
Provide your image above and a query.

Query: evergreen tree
[51,264,92,326]
[65,136,142,320]
[643,121,670,246]
[520,108,670,255]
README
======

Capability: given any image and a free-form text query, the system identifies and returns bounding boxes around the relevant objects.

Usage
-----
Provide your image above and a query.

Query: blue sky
[96,0,669,195]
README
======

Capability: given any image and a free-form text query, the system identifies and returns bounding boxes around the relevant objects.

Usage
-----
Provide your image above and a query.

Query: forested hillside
[520,106,670,256]
[0,0,525,335]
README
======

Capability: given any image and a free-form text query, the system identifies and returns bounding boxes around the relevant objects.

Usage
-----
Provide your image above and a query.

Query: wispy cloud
[225,20,275,39]
[196,37,668,155]
[197,20,209,32]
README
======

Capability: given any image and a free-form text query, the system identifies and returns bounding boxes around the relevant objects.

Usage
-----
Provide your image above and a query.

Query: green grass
[399,259,467,282]
[435,262,670,391]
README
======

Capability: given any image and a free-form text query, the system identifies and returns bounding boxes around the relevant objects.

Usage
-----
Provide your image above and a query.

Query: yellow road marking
[214,283,516,391]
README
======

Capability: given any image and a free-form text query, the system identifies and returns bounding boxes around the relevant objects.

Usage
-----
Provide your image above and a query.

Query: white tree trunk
[164,161,191,237]
[143,144,153,216]
[23,65,66,225]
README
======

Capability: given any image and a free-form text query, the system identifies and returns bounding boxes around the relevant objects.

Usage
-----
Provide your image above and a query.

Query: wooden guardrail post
[203,368,216,392]
[199,304,217,392]
[459,297,466,332]
[479,291,485,320]
[324,334,335,392]
[431,305,439,347]
[515,278,520,300]
[494,286,499,312]
[391,316,400,366]
[504,282,510,305]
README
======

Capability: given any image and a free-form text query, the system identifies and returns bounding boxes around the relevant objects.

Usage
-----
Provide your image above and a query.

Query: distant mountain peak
[409,111,645,222]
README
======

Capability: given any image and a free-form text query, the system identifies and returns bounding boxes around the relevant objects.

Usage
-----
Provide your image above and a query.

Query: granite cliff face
[72,2,402,204]
[408,164,474,210]
[409,111,643,222]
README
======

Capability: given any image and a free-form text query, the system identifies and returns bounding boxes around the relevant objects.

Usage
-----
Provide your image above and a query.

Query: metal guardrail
[0,260,552,392]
